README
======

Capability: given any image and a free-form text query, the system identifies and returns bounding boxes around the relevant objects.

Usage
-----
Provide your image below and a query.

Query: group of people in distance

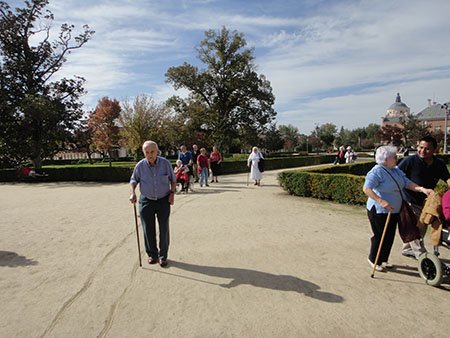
[129,141,265,267]
[363,135,450,272]
[334,145,356,164]
[173,144,224,192]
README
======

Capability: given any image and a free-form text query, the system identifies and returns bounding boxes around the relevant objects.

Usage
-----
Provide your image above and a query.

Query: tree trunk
[87,151,93,164]
[108,150,112,167]
[32,156,42,169]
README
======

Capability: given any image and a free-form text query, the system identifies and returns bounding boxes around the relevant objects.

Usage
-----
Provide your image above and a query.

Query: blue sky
[12,0,450,134]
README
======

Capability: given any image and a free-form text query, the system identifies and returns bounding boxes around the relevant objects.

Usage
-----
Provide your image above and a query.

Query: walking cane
[133,203,142,267]
[371,211,391,278]
[246,166,250,186]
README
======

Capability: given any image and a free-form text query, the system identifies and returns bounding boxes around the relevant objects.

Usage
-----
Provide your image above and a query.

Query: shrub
[278,159,450,205]
[278,170,367,205]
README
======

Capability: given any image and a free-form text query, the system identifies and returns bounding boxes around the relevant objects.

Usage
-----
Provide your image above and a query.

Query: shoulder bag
[381,167,421,243]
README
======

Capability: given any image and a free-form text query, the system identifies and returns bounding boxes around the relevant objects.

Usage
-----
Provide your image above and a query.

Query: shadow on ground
[0,251,38,267]
[157,260,344,303]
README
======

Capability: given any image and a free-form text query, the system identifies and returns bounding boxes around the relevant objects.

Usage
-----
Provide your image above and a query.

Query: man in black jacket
[398,135,450,258]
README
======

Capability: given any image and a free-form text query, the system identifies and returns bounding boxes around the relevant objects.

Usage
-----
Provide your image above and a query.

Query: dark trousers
[139,195,171,259]
[367,206,399,265]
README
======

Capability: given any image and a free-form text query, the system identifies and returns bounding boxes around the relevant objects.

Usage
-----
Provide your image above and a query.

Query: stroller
[417,193,450,287]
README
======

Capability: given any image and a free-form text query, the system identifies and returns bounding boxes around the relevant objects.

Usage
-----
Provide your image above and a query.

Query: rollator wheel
[418,252,443,287]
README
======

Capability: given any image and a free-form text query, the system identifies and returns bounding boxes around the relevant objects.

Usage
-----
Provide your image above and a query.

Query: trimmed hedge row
[278,160,449,205]
[0,155,335,182]
[278,170,367,205]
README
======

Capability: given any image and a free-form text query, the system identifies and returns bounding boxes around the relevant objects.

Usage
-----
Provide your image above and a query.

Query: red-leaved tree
[88,97,121,166]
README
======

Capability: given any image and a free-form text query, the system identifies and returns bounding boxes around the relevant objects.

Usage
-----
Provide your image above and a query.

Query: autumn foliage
[88,97,121,163]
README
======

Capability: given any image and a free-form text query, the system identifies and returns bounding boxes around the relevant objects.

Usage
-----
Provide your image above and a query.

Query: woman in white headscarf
[247,146,264,186]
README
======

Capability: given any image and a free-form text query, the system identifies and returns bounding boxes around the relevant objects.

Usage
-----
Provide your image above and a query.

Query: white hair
[142,140,158,150]
[375,145,397,164]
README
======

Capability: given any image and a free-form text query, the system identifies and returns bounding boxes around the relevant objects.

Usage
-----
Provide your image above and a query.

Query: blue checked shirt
[130,157,176,200]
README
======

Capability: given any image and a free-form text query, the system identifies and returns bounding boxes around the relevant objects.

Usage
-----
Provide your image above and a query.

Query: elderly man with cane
[130,141,177,267]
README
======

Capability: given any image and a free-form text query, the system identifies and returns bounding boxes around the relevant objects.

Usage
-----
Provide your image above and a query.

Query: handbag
[398,200,421,243]
[381,167,421,243]
[258,158,265,172]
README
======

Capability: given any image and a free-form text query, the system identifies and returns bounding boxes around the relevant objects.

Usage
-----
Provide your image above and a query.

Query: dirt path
[0,168,448,337]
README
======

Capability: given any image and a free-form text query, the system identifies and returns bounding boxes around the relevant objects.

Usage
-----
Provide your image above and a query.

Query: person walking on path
[345,146,356,163]
[197,147,210,187]
[363,145,432,272]
[129,141,176,267]
[247,146,264,186]
[209,145,222,183]
[191,144,200,183]
[178,145,192,166]
[398,135,450,259]
[333,146,346,165]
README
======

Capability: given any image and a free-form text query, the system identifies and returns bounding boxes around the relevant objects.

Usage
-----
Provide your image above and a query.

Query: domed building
[382,93,410,127]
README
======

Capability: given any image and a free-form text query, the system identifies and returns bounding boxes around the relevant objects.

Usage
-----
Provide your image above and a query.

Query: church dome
[385,92,410,118]
[388,93,409,110]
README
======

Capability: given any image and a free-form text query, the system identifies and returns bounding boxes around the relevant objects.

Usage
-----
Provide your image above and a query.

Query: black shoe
[159,258,168,267]
[148,257,158,264]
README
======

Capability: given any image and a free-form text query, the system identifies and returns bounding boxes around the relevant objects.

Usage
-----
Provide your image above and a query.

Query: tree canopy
[88,97,121,165]
[165,26,276,151]
[0,0,94,168]
[120,94,171,158]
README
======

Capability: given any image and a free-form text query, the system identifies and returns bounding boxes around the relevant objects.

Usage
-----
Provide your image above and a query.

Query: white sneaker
[368,259,384,272]
[401,249,417,259]
[382,262,393,269]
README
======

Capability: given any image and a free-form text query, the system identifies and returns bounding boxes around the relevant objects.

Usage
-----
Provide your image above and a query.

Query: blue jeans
[199,167,208,186]
[139,195,171,259]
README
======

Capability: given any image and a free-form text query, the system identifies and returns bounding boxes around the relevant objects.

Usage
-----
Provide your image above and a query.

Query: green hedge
[278,170,367,205]
[278,160,449,205]
[304,160,376,176]
[0,155,335,182]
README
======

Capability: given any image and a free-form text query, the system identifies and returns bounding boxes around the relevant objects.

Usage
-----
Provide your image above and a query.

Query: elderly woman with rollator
[363,146,432,272]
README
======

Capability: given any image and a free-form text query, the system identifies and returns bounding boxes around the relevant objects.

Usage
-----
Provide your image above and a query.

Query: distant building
[416,99,450,134]
[382,93,410,128]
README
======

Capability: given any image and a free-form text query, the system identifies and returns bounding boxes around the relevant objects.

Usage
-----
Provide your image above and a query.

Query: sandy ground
[0,167,449,338]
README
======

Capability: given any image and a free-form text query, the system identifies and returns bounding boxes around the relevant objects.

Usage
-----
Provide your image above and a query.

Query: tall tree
[120,94,170,159]
[88,97,121,166]
[315,123,337,150]
[402,113,429,147]
[73,116,94,164]
[165,95,209,149]
[260,123,283,152]
[278,124,300,151]
[378,124,403,146]
[0,0,94,168]
[165,26,276,151]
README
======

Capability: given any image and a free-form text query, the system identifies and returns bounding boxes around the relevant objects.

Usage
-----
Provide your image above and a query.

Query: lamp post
[443,103,449,154]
